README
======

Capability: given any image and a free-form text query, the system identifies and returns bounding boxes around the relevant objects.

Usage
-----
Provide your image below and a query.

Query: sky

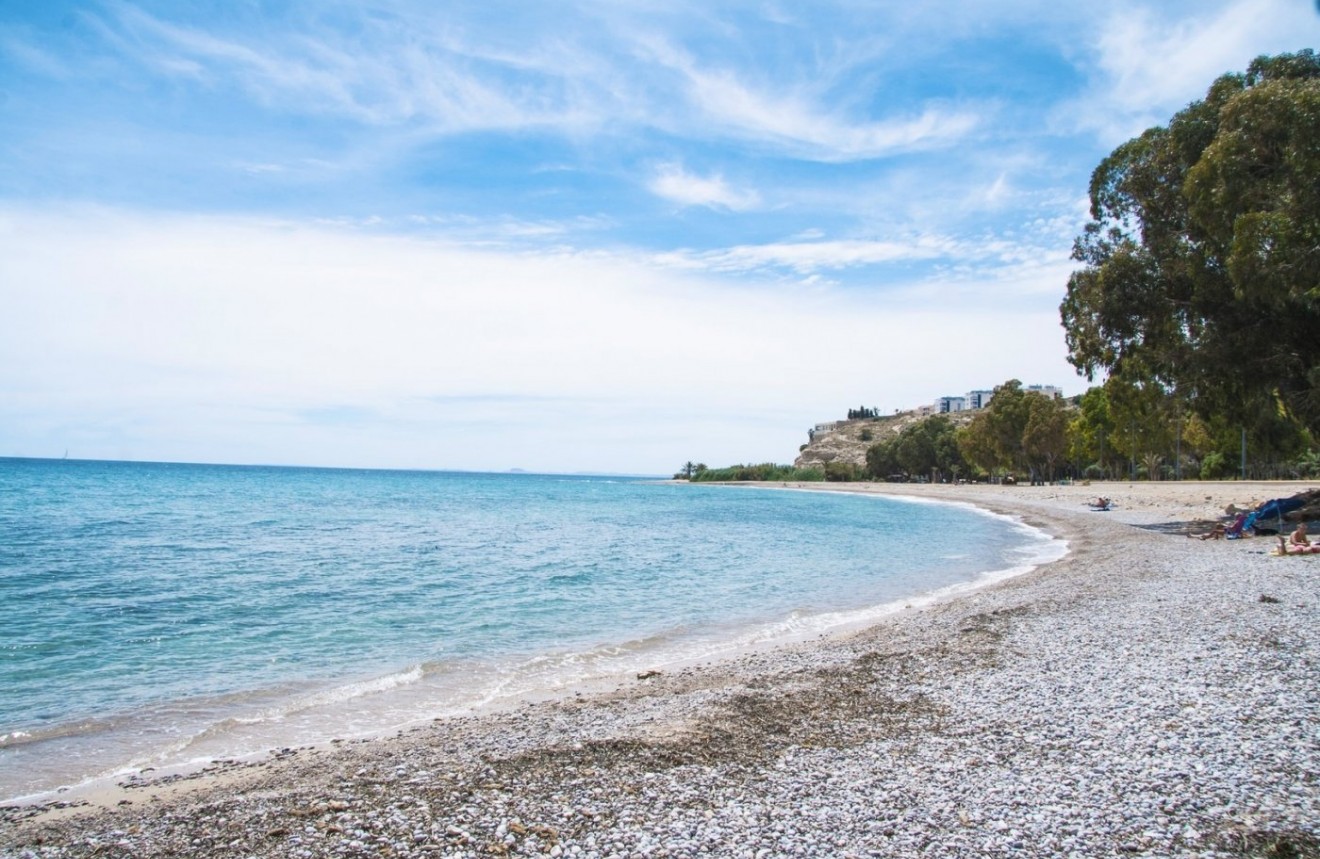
[2,1,1318,475]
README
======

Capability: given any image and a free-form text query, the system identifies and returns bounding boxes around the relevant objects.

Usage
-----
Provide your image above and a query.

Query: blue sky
[2,1,1317,474]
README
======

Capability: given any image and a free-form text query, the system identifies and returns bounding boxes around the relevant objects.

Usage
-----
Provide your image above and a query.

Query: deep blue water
[0,458,1057,800]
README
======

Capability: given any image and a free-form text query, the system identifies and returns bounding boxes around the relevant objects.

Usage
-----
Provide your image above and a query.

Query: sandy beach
[3,480,1317,858]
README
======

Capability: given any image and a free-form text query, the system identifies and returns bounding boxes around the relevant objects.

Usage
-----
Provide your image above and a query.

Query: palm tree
[681,461,696,479]
[1140,452,1165,481]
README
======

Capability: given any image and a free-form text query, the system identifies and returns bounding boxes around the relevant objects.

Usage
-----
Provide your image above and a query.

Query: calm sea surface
[0,458,1060,800]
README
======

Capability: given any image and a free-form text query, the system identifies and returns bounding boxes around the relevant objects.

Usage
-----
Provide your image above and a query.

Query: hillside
[793,410,978,470]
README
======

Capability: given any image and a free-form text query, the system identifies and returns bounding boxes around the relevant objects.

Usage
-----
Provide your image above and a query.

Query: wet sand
[3,481,1317,858]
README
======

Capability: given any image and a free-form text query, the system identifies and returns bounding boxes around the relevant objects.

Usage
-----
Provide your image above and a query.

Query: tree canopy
[956,380,1068,483]
[863,414,965,482]
[1060,50,1320,433]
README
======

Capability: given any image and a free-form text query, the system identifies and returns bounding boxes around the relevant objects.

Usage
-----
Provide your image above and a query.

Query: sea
[0,457,1063,802]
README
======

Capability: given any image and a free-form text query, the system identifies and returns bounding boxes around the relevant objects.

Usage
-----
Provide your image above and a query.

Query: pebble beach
[3,481,1317,858]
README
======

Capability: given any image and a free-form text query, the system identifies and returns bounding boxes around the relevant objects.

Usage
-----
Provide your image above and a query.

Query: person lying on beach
[1089,497,1111,510]
[1273,523,1319,554]
[1289,522,1310,547]
[1275,535,1320,555]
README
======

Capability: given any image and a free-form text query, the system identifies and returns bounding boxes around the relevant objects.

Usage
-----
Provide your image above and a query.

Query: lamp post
[1175,411,1182,481]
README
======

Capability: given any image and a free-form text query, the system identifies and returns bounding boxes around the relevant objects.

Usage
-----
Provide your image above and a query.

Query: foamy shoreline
[4,481,1318,858]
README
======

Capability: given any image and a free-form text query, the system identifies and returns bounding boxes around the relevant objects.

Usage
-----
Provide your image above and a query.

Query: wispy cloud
[647,163,761,211]
[0,30,73,79]
[1070,0,1319,141]
[639,37,982,161]
[657,236,954,275]
[95,2,597,131]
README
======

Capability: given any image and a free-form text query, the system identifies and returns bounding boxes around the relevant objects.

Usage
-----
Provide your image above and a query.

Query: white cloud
[648,163,761,210]
[1073,0,1320,142]
[651,225,1080,283]
[660,236,954,275]
[98,3,598,131]
[82,3,986,160]
[0,31,73,78]
[640,37,981,160]
[0,205,1080,472]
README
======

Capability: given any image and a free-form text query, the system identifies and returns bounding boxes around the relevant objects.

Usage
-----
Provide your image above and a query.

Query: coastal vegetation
[689,52,1320,486]
[680,463,827,482]
[687,374,1319,484]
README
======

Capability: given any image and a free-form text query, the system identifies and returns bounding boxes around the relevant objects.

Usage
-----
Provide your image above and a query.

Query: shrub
[1200,451,1233,480]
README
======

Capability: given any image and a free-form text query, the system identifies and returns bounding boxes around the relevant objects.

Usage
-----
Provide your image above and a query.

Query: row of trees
[864,380,1070,484]
[678,461,828,482]
[681,373,1319,484]
[865,378,1319,484]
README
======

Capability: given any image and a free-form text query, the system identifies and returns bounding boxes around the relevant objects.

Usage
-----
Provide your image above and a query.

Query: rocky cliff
[793,411,977,470]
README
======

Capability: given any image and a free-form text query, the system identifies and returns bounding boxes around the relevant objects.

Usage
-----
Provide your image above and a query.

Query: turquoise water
[0,458,1057,800]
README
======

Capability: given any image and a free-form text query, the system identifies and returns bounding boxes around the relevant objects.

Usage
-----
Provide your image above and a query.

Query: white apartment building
[927,384,1058,415]
[1026,384,1064,400]
[936,396,967,413]
[965,389,993,409]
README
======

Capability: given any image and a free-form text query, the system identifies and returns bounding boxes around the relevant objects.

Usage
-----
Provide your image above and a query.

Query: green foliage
[957,380,1070,482]
[1068,387,1114,475]
[865,440,901,479]
[1024,394,1069,481]
[689,463,825,482]
[1199,451,1233,480]
[1061,50,1320,435]
[865,415,965,481]
[824,461,861,482]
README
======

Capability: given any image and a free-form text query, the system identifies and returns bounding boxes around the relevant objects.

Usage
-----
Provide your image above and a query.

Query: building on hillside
[965,389,993,409]
[1026,384,1064,400]
[936,395,967,413]
[807,421,841,442]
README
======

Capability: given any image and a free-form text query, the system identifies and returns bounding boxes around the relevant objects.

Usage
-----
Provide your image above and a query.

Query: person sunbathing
[1276,523,1319,554]
[1276,537,1320,555]
[1289,522,1311,547]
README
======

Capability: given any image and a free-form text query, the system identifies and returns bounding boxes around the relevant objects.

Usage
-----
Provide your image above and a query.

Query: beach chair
[1224,511,1253,539]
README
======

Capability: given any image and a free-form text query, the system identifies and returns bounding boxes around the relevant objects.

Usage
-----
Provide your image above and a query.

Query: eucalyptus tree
[1061,51,1320,435]
[958,380,1067,483]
